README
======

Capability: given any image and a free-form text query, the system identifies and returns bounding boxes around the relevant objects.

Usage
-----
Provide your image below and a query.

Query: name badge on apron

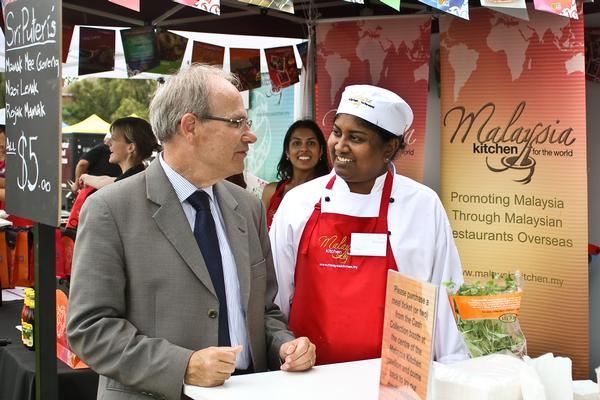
[349,233,387,257]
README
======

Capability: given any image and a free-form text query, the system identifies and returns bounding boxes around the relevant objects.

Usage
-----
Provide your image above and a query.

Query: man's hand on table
[279,337,316,372]
[185,346,243,387]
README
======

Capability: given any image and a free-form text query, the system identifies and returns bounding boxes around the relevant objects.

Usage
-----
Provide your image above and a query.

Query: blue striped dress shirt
[159,154,250,369]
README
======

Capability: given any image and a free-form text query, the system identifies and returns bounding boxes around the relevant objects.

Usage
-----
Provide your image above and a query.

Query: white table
[184,358,381,400]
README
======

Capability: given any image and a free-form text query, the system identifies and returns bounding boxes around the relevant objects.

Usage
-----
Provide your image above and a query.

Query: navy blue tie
[187,191,230,346]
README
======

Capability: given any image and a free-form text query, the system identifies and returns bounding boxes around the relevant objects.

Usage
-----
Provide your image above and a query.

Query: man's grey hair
[149,64,239,142]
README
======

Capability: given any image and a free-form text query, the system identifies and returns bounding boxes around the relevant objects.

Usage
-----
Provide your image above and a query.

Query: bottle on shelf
[21,288,35,351]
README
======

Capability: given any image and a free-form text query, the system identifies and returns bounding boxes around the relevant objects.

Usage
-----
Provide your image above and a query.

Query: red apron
[288,171,397,365]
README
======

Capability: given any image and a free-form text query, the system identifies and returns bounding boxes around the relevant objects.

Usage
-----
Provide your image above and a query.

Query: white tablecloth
[184,358,381,400]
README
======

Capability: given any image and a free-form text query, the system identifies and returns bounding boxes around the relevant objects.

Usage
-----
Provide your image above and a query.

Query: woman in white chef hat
[270,85,468,366]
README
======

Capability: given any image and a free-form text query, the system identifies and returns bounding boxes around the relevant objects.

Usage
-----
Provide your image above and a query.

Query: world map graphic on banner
[316,17,431,182]
[444,12,582,102]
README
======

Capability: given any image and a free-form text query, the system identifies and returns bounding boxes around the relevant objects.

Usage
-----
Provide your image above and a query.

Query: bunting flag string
[97,0,589,34]
[71,24,308,88]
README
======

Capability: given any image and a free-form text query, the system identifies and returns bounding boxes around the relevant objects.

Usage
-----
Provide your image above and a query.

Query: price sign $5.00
[16,131,51,193]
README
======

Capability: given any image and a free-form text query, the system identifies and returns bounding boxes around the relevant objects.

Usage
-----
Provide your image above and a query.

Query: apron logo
[318,235,350,263]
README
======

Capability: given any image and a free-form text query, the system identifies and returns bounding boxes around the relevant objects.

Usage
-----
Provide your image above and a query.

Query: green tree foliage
[62,78,158,124]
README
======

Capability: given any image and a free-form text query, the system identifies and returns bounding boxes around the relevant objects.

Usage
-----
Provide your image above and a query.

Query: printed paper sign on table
[439,5,588,378]
[315,16,431,182]
[380,270,437,400]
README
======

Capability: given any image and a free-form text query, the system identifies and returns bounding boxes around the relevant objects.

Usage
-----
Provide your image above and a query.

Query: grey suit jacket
[67,159,294,400]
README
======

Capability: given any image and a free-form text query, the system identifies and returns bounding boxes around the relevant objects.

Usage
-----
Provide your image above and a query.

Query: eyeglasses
[201,115,253,130]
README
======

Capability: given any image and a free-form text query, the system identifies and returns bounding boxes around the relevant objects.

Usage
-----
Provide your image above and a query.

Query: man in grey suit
[67,65,316,400]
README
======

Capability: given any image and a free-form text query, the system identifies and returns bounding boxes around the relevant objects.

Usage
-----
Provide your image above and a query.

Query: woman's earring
[384,158,390,163]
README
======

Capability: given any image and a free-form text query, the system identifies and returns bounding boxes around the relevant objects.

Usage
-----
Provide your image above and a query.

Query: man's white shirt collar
[159,153,215,203]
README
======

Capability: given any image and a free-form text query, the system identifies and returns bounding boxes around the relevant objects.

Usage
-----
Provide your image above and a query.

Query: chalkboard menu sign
[4,0,62,227]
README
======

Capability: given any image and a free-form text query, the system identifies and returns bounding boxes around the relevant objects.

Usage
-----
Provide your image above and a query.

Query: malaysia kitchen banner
[172,0,220,16]
[237,0,294,13]
[78,27,116,76]
[264,46,300,91]
[109,0,140,11]
[230,48,262,91]
[121,26,159,77]
[147,30,188,74]
[191,41,225,66]
[440,6,588,378]
[315,16,431,182]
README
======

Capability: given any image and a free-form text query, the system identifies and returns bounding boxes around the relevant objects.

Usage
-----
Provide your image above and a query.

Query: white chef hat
[336,85,413,137]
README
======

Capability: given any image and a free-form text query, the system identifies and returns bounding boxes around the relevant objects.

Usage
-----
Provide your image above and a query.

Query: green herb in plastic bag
[445,272,527,358]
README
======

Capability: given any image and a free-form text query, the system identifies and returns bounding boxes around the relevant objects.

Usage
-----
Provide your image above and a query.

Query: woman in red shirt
[261,119,329,230]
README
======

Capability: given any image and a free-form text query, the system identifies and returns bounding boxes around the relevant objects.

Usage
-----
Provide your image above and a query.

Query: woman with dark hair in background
[67,117,160,229]
[261,119,329,230]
